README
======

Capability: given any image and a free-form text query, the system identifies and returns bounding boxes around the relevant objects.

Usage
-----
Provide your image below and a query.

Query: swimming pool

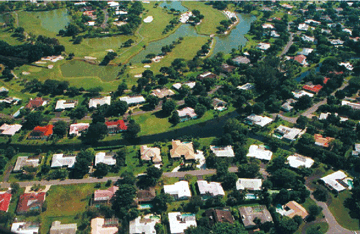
[346,179,354,189]
[138,204,153,209]
[245,194,258,200]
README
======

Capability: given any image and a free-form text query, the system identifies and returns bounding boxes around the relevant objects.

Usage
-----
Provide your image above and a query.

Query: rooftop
[168,212,197,234]
[247,145,272,161]
[303,84,323,93]
[0,191,11,212]
[314,134,334,148]
[170,140,195,160]
[136,187,156,203]
[292,90,314,99]
[210,145,235,157]
[69,123,90,136]
[55,100,77,111]
[94,186,119,202]
[91,217,118,234]
[197,180,225,197]
[0,123,22,136]
[246,114,273,127]
[151,88,175,99]
[205,208,234,226]
[51,153,76,168]
[236,178,262,191]
[287,154,314,169]
[129,214,161,234]
[95,152,116,166]
[140,145,161,163]
[25,97,47,109]
[13,156,40,172]
[274,125,305,141]
[50,221,77,234]
[237,83,255,90]
[119,95,146,105]
[89,96,111,108]
[164,181,192,199]
[11,222,40,234]
[239,205,273,229]
[321,170,351,192]
[16,192,46,214]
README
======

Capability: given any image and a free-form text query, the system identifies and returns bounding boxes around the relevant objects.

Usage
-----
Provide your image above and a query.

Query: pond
[35,8,70,33]
[295,63,322,82]
[160,1,188,12]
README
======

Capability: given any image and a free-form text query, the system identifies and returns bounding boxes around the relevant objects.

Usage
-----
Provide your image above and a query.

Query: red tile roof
[105,120,127,131]
[94,186,119,201]
[25,97,46,109]
[323,77,330,84]
[294,55,306,64]
[16,193,46,214]
[329,71,344,75]
[303,84,323,93]
[32,125,53,136]
[0,192,12,212]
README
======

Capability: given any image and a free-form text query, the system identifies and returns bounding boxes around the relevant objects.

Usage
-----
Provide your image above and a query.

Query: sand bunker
[143,16,153,23]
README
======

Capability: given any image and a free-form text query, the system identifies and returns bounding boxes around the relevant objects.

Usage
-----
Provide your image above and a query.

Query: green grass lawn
[328,190,360,230]
[295,222,329,234]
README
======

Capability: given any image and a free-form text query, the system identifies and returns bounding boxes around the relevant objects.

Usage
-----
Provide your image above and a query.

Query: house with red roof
[25,97,48,110]
[105,120,127,134]
[16,192,46,214]
[93,186,119,205]
[303,84,323,94]
[28,125,53,139]
[323,77,330,84]
[0,191,12,212]
[293,55,308,66]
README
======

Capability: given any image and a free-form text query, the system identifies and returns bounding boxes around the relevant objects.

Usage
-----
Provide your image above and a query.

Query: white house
[330,39,344,45]
[51,154,76,168]
[298,48,313,56]
[11,222,39,234]
[172,82,196,90]
[164,181,191,200]
[95,152,116,166]
[287,154,314,168]
[237,83,255,90]
[168,212,197,234]
[89,96,111,108]
[0,124,22,136]
[246,114,273,127]
[298,23,309,31]
[270,31,280,38]
[209,145,235,157]
[321,171,353,192]
[352,143,360,156]
[343,28,352,35]
[129,214,161,234]
[342,100,360,110]
[247,145,272,161]
[339,62,353,71]
[69,123,90,137]
[86,21,95,26]
[292,90,314,99]
[119,95,146,105]
[301,35,315,43]
[108,1,119,7]
[256,43,271,51]
[236,178,262,191]
[305,19,321,25]
[274,125,305,141]
[55,100,77,111]
[197,180,225,197]
[262,23,275,29]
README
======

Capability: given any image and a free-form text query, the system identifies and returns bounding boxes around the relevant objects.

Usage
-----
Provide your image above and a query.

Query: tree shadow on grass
[154,110,169,119]
[344,197,360,224]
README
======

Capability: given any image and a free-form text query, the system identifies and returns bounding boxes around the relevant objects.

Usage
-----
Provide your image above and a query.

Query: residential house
[342,100,360,110]
[319,112,348,122]
[0,123,22,136]
[239,205,273,229]
[281,99,297,112]
[136,187,156,204]
[330,39,344,45]
[13,156,40,172]
[0,86,9,93]
[170,140,195,161]
[95,152,116,166]
[168,212,197,234]
[51,153,76,168]
[246,114,273,127]
[87,21,95,26]
[0,191,11,212]
[55,100,77,111]
[0,96,21,105]
[69,123,90,136]
[301,35,315,43]
[197,180,225,198]
[321,170,353,192]
[262,23,275,29]
[303,84,323,93]
[298,23,309,31]
[172,82,196,90]
[287,154,314,169]
[247,145,273,161]
[164,181,192,200]
[115,10,128,15]
[292,90,314,99]
[119,95,146,105]
[28,125,53,139]
[140,145,161,164]
[314,134,334,148]
[105,120,127,133]
[25,97,48,110]
[108,1,119,7]
[177,107,197,122]
[236,178,262,191]
[270,30,280,38]
[298,48,314,56]
[197,71,217,80]
[151,88,175,98]
[321,29,331,34]
[129,214,161,234]
[11,222,40,234]
[277,201,309,219]
[91,217,118,234]
[339,62,353,71]
[212,98,227,111]
[210,145,234,157]
[50,221,78,234]
[256,42,271,51]
[274,125,305,141]
[93,186,119,205]
[16,192,46,214]
[281,3,293,9]
[205,208,234,226]
[305,19,321,25]
[352,143,360,156]
[89,96,111,108]
[293,55,308,66]
[237,83,255,90]
[232,56,251,65]
[343,28,352,35]
[41,55,64,62]
[221,64,236,73]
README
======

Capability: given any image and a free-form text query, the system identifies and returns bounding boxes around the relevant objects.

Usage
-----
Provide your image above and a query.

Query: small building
[13,156,40,172]
[342,100,360,110]
[0,86,9,93]
[129,214,161,234]
[16,192,46,215]
[28,125,53,139]
[50,221,78,234]
[197,180,225,198]
[239,205,273,229]
[168,212,197,234]
[87,21,95,26]
[172,82,196,90]
[177,107,197,122]
[246,114,273,127]
[292,90,314,99]
[170,140,195,161]
[352,143,360,156]
[0,123,22,136]
[119,95,146,105]
[293,55,308,66]
[298,48,314,56]
[262,23,275,29]
[298,23,309,31]
[91,217,118,234]
[287,154,314,169]
[320,170,353,192]
[221,64,236,73]
[205,208,234,226]
[212,98,227,111]
[301,35,315,43]
[277,201,309,219]
[95,152,116,166]
[151,88,175,99]
[51,153,76,168]
[0,191,12,212]
[140,145,161,164]
[232,56,251,65]
[314,134,334,148]
[55,100,77,111]
[256,42,271,51]
[105,120,127,133]
[210,145,235,157]
[237,83,255,90]
[89,96,111,108]
[69,123,90,136]
[274,125,305,141]
[236,178,262,191]
[164,181,192,200]
[25,97,48,110]
[305,19,321,25]
[136,187,156,204]
[303,84,323,93]
[321,28,331,34]
[281,99,297,112]
[330,39,344,45]
[270,30,280,38]
[197,71,217,80]
[339,62,353,71]
[11,222,40,234]
[94,186,118,205]
[247,145,272,161]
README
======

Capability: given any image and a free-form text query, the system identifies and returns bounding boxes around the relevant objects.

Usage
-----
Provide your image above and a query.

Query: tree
[169,110,180,125]
[5,146,16,159]
[112,184,137,218]
[146,95,159,110]
[185,95,198,108]
[312,187,328,202]
[83,122,108,144]
[72,157,91,179]
[270,168,301,189]
[294,95,312,110]
[195,104,207,118]
[106,101,128,117]
[253,102,265,115]
[69,106,88,119]
[162,99,176,116]
[94,163,109,178]
[125,119,141,139]
[10,182,20,194]
[277,216,299,234]
[296,116,308,129]
[24,111,43,129]
[146,166,162,180]
[152,193,173,214]
[53,120,67,138]
[308,205,322,219]
[117,82,128,96]
[222,172,238,190]
[238,161,260,178]
[118,171,136,185]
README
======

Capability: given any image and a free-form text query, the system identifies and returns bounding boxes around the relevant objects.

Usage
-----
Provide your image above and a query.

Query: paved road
[280,32,294,57]
[100,9,109,29]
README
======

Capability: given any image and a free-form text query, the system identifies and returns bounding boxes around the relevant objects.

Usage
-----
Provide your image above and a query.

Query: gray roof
[50,221,77,234]
[239,205,273,229]
[232,56,250,65]
[13,156,40,172]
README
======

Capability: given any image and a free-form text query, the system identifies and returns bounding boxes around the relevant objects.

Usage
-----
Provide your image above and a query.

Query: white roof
[89,96,111,108]
[275,125,304,141]
[247,145,272,161]
[91,217,118,234]
[210,145,235,157]
[287,154,314,168]
[129,214,160,234]
[236,178,262,191]
[51,154,76,168]
[115,10,127,15]
[168,212,197,234]
[179,11,193,23]
[69,123,90,136]
[11,222,39,234]
[55,100,76,110]
[108,1,119,7]
[299,48,313,56]
[339,62,353,71]
[164,181,191,199]
[305,19,321,25]
[87,21,95,26]
[237,83,255,90]
[301,35,315,42]
[298,23,309,31]
[257,42,271,50]
[321,170,349,192]
[342,100,360,109]
[262,23,274,29]
[119,96,145,105]
[0,124,22,136]
[330,39,344,45]
[95,152,116,166]
[292,90,314,99]
[173,82,196,90]
[270,30,280,38]
[0,86,9,92]
[246,114,273,127]
[197,180,225,197]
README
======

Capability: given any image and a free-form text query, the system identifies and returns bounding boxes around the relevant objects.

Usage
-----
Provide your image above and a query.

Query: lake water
[36,8,70,33]
[160,1,188,12]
